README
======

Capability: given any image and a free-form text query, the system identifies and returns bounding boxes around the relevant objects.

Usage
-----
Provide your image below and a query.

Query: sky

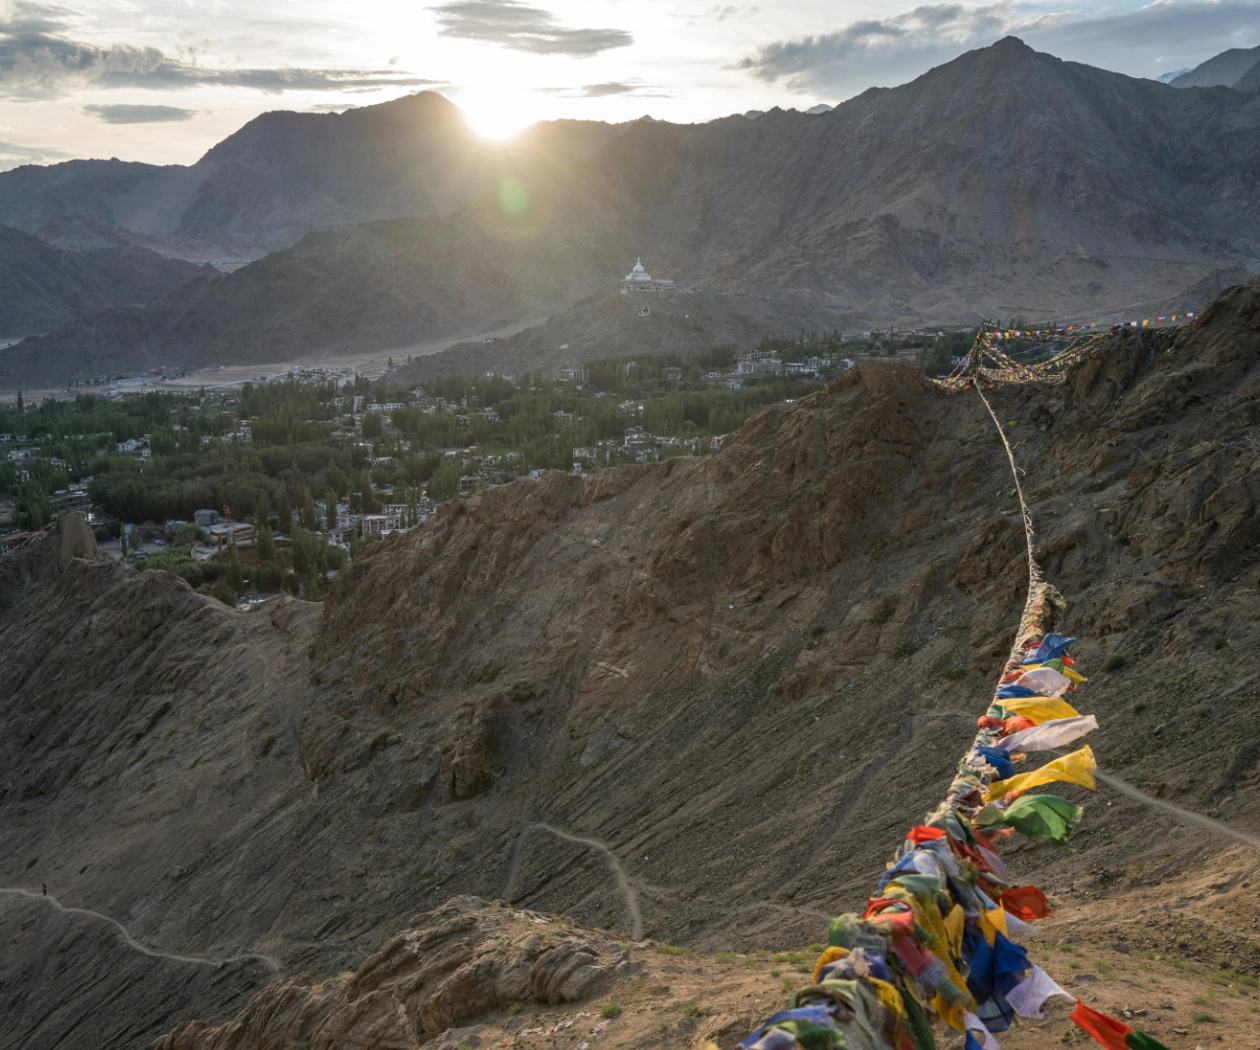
[1,0,1259,169]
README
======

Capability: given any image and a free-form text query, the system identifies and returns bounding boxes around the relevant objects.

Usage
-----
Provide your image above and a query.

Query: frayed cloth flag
[996,697,1081,725]
[984,747,1096,802]
[1005,966,1073,1018]
[998,716,1098,753]
[1007,666,1073,697]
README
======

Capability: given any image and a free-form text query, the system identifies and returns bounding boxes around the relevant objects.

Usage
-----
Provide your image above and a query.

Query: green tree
[226,544,243,591]
[16,390,23,414]
[257,524,275,563]
[300,484,316,531]
[361,411,383,439]
[324,489,339,529]
[255,491,271,526]
[428,458,461,501]
[276,482,292,533]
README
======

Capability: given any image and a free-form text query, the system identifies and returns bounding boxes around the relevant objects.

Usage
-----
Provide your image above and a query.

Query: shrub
[1191,1011,1218,1023]
[211,581,237,607]
[1103,654,1126,672]
[508,1002,524,1015]
[602,1003,623,1018]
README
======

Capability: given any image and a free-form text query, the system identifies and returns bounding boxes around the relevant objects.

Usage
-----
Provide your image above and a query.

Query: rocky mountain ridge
[2,283,1260,1048]
[0,222,210,340]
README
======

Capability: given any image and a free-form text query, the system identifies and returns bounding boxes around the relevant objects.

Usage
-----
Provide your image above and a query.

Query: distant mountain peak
[1170,45,1260,88]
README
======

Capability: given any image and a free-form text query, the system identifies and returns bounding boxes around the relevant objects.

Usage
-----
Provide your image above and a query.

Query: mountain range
[1169,45,1260,88]
[4,38,1260,387]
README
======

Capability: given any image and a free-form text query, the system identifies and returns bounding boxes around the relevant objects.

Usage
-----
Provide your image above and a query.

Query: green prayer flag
[1126,1032,1171,1050]
[989,794,1082,847]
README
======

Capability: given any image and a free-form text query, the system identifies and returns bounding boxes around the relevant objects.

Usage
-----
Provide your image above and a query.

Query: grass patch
[1094,960,1114,976]
[602,1003,623,1019]
[657,944,696,957]
[405,975,425,995]
[508,1002,524,1016]
[890,641,918,660]
[941,667,968,680]
[769,968,781,978]
[713,952,738,964]
[1215,968,1260,988]
[682,1004,706,1018]
[1191,1011,1218,1023]
[781,977,796,992]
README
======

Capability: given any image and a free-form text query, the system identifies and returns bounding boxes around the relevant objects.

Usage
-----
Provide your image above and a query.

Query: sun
[459,90,539,140]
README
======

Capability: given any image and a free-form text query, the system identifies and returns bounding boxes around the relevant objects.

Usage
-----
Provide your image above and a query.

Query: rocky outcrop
[153,899,630,1050]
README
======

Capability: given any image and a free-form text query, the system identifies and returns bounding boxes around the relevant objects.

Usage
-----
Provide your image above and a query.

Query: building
[620,257,678,293]
[207,522,257,546]
[50,486,90,514]
[663,367,683,380]
[624,426,648,451]
[0,531,42,554]
[361,512,401,536]
[553,368,587,383]
[459,475,480,496]
[193,509,223,527]
[737,356,781,375]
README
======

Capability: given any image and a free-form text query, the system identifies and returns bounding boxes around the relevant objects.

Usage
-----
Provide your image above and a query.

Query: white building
[620,257,678,293]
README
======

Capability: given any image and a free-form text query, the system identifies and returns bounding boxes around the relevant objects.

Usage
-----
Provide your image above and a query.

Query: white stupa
[624,257,652,282]
[621,256,677,292]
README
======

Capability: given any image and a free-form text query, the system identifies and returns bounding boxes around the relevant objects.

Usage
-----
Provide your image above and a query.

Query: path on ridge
[0,887,282,971]
[504,824,644,940]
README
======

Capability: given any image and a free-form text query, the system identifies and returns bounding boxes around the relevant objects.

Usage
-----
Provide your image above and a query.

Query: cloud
[735,3,1018,92]
[0,135,66,168]
[735,1,1260,95]
[541,78,671,97]
[83,102,196,123]
[0,1,444,100]
[431,0,632,56]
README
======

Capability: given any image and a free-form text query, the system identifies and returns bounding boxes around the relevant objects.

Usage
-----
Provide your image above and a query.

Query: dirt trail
[503,824,644,940]
[1093,768,1260,849]
[0,888,282,971]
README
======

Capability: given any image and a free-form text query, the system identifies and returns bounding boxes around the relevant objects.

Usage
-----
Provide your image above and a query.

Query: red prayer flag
[1070,999,1131,1050]
[907,826,946,843]
[1001,885,1053,921]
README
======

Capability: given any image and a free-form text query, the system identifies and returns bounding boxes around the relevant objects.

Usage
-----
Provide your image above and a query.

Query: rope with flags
[735,331,1169,1050]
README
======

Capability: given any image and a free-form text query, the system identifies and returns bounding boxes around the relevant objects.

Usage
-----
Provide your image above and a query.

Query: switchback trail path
[0,887,283,971]
[504,824,644,941]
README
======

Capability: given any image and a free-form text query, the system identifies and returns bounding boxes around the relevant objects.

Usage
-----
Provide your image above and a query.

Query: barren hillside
[2,285,1260,1049]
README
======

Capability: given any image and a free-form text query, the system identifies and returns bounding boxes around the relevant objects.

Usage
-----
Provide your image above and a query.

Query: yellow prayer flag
[984,746,1097,802]
[998,696,1081,724]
